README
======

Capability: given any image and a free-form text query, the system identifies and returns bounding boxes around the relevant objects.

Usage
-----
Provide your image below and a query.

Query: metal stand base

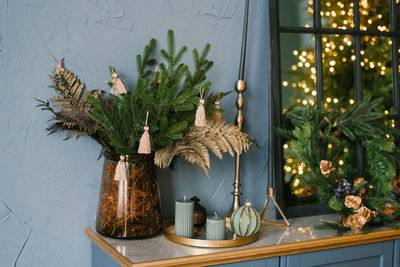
[260,188,290,230]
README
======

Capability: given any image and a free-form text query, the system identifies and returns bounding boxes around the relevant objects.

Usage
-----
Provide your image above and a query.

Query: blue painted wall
[0,0,270,266]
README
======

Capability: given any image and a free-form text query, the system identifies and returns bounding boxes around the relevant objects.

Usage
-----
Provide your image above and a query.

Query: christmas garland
[278,97,400,232]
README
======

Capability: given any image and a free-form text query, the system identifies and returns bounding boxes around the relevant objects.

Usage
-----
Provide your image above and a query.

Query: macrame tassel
[114,155,127,181]
[154,65,161,83]
[138,111,152,154]
[111,73,127,95]
[212,100,222,121]
[195,89,207,127]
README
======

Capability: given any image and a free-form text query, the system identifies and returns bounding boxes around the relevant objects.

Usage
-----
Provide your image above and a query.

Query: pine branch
[137,38,157,79]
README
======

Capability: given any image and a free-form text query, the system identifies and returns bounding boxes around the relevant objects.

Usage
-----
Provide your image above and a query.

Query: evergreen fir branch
[39,31,237,167]
[137,38,157,79]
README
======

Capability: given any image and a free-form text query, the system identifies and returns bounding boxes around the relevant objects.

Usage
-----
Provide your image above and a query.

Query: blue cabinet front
[281,241,394,267]
[217,257,279,266]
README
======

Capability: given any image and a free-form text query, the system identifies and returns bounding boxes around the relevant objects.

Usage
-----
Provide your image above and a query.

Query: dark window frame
[269,0,400,218]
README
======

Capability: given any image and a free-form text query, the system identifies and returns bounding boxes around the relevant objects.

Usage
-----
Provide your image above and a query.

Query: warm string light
[283,0,396,197]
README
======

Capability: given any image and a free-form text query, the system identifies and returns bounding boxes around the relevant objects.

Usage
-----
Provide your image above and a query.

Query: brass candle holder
[260,188,290,230]
[225,80,247,217]
[224,0,249,219]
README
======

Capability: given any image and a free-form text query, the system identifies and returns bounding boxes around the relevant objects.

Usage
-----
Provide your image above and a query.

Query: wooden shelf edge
[85,228,400,267]
[84,228,133,267]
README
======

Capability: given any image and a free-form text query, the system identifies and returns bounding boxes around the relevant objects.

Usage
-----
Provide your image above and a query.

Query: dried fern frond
[154,119,257,176]
[37,60,106,145]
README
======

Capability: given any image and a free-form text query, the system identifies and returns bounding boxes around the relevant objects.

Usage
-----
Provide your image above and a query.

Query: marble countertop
[85,214,400,267]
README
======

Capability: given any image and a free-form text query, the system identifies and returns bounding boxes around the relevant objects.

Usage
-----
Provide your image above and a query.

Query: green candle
[175,195,194,238]
[206,212,226,240]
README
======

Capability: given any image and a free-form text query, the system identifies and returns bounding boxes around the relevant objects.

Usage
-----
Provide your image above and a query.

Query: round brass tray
[163,221,259,248]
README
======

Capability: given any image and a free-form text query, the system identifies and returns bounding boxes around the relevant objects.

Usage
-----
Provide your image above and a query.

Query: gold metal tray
[163,221,259,248]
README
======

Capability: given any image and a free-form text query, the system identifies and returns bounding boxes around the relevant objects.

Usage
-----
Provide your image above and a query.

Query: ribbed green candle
[175,197,194,238]
[206,213,226,240]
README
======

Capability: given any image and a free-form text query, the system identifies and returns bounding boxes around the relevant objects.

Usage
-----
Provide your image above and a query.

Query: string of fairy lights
[281,0,399,197]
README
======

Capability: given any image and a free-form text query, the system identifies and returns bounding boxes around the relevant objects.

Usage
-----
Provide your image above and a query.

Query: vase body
[96,152,162,238]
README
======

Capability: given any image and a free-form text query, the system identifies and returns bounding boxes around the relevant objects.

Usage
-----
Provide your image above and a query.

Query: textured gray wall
[0,0,270,266]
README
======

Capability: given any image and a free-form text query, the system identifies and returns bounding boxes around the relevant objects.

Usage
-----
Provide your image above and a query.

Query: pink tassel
[212,100,222,121]
[195,89,207,127]
[138,111,152,154]
[114,155,127,181]
[111,73,127,95]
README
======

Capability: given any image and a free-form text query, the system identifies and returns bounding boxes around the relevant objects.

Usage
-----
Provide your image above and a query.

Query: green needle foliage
[278,97,400,230]
[37,30,256,174]
[87,30,228,155]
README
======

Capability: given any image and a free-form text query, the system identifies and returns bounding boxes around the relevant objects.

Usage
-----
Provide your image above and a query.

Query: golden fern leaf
[54,59,65,74]
[155,139,210,176]
[197,135,222,159]
[154,119,257,176]
[49,96,68,102]
[60,108,74,113]
[180,149,209,176]
[62,122,76,128]
[52,102,73,108]
[209,119,224,134]
[73,83,85,103]
[225,135,241,154]
[44,60,103,140]
[187,139,210,168]
[208,133,232,155]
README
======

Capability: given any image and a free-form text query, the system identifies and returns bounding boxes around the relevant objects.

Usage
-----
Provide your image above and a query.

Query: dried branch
[155,119,257,176]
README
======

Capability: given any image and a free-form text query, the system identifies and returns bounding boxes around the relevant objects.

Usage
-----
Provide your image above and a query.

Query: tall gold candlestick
[225,80,247,217]
[225,0,249,218]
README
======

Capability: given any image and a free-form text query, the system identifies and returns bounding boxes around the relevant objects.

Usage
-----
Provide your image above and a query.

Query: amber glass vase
[96,152,162,238]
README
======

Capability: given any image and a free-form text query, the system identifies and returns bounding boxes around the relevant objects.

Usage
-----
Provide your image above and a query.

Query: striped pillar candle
[175,196,194,238]
[206,212,226,240]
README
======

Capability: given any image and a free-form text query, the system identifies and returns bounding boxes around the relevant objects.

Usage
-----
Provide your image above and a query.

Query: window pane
[322,34,355,107]
[281,33,316,109]
[362,36,393,114]
[397,1,400,30]
[398,36,400,76]
[280,0,313,28]
[322,35,357,187]
[321,1,354,29]
[359,0,391,31]
[280,33,318,205]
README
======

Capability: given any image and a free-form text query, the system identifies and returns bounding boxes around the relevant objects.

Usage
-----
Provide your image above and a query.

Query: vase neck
[103,151,154,162]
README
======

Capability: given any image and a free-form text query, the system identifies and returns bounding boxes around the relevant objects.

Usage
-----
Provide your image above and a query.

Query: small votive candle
[206,212,226,240]
[175,195,194,238]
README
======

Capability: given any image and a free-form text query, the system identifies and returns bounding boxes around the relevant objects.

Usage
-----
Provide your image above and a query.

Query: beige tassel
[212,100,222,121]
[195,89,206,127]
[155,65,161,83]
[114,155,127,181]
[111,73,127,95]
[138,111,152,154]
